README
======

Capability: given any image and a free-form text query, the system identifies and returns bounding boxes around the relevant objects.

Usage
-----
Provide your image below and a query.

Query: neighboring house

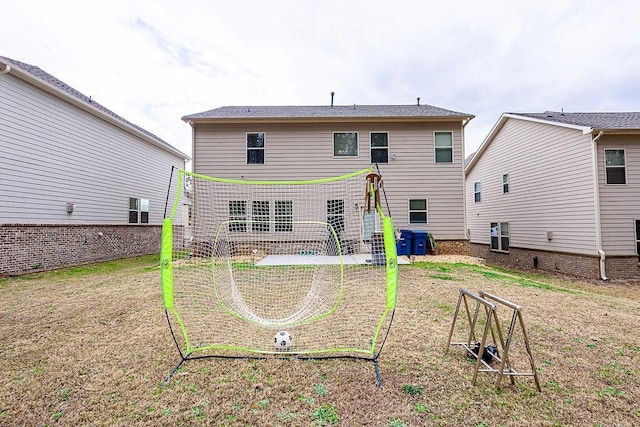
[182,103,474,254]
[466,111,640,280]
[0,56,189,275]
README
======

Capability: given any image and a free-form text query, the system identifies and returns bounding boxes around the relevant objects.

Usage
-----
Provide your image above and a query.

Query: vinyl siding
[0,73,184,224]
[466,118,598,255]
[597,135,640,255]
[193,121,466,239]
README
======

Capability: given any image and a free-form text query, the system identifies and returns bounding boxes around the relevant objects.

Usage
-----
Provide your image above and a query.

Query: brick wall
[469,243,640,280]
[434,239,469,255]
[0,224,162,276]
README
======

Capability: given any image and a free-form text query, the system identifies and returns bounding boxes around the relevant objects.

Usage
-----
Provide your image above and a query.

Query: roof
[0,55,189,160]
[182,104,474,122]
[465,110,640,175]
[513,111,640,131]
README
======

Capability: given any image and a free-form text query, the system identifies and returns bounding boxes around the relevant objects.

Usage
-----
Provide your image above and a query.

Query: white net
[162,169,397,360]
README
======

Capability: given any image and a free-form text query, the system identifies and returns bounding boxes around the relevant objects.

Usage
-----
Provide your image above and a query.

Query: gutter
[462,117,472,238]
[0,63,10,74]
[590,130,608,280]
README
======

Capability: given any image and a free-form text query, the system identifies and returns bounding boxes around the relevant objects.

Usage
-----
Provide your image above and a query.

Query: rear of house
[0,56,189,275]
[183,104,474,254]
[466,111,640,279]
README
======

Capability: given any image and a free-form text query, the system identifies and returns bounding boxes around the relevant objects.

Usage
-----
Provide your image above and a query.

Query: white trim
[408,198,429,224]
[502,173,510,193]
[603,148,627,185]
[474,182,481,203]
[332,131,359,158]
[434,130,454,164]
[246,131,266,165]
[369,131,389,164]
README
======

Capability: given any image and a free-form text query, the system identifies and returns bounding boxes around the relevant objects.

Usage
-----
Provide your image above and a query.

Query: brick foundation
[0,224,162,276]
[469,243,640,280]
[434,239,469,255]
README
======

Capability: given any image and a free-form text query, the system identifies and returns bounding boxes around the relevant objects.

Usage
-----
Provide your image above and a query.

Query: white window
[128,197,149,224]
[409,199,428,224]
[275,201,293,233]
[247,132,265,164]
[605,149,626,184]
[334,132,358,157]
[252,201,270,233]
[370,132,389,163]
[327,199,345,232]
[229,200,247,232]
[474,182,481,203]
[490,222,509,252]
[435,131,453,163]
[503,174,509,193]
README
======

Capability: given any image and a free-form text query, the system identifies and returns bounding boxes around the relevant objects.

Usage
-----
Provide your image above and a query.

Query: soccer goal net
[161,168,398,381]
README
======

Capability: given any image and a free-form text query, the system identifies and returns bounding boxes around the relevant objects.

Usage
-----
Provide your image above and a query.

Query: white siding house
[466,111,640,279]
[0,56,189,275]
[182,104,474,254]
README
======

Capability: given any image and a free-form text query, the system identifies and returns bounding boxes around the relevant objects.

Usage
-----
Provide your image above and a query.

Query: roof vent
[331,91,334,108]
[417,97,420,106]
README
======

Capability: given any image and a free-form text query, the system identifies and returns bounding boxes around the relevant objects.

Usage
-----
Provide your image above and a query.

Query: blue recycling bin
[396,230,413,256]
[412,231,428,255]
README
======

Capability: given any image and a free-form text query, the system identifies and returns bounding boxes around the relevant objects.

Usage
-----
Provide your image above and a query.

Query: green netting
[162,169,397,359]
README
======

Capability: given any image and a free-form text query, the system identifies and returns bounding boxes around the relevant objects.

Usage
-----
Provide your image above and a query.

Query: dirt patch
[0,258,638,425]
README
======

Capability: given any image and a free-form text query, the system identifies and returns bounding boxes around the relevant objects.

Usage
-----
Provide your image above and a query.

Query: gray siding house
[0,56,189,275]
[182,103,474,253]
[466,111,640,279]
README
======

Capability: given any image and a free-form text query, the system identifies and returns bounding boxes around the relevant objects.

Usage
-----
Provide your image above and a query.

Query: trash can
[396,230,413,256]
[412,231,428,256]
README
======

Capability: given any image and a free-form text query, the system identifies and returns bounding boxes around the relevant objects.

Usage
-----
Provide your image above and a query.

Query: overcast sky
[3,0,639,159]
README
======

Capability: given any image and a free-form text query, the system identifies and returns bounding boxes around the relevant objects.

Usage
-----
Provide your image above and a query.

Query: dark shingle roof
[513,111,640,130]
[183,104,474,121]
[0,55,188,158]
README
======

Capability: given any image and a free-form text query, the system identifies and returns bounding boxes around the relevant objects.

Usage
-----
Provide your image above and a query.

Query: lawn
[0,255,638,426]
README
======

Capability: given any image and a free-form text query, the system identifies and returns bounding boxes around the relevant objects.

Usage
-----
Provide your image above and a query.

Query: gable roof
[515,111,640,131]
[0,55,189,161]
[465,111,640,175]
[182,104,474,123]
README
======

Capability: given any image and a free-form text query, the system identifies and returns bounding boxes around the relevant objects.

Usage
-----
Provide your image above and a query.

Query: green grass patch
[401,384,424,396]
[429,274,456,281]
[311,404,339,425]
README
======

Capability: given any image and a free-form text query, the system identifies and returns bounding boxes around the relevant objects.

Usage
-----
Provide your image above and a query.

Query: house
[0,56,190,276]
[465,111,640,280]
[181,103,474,254]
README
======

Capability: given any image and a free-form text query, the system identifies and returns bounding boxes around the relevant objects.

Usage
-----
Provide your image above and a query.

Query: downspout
[462,118,471,239]
[590,130,608,280]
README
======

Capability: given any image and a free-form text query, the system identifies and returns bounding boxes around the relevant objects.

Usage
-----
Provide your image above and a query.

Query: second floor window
[605,149,626,184]
[435,131,453,163]
[370,132,388,163]
[247,132,265,164]
[474,182,481,203]
[503,174,510,193]
[334,132,358,157]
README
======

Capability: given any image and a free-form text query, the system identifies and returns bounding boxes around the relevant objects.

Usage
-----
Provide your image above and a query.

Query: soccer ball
[274,331,292,351]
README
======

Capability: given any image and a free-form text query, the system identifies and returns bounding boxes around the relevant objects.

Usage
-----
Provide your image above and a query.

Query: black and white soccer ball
[274,331,292,351]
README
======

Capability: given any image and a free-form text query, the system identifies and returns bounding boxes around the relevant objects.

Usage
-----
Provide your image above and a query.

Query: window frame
[128,197,149,224]
[370,131,389,164]
[246,132,266,165]
[490,222,510,253]
[229,200,248,233]
[251,200,270,233]
[604,149,626,185]
[333,132,359,158]
[474,182,481,203]
[408,198,428,224]
[327,199,345,233]
[274,200,293,233]
[503,174,510,193]
[434,131,453,163]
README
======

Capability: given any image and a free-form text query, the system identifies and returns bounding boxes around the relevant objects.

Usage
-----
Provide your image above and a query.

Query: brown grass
[0,256,639,426]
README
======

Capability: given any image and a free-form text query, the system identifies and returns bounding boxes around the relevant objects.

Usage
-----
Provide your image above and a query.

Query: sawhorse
[445,288,541,392]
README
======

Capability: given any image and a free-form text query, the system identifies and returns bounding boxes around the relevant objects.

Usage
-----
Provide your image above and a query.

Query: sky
[2,0,639,160]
